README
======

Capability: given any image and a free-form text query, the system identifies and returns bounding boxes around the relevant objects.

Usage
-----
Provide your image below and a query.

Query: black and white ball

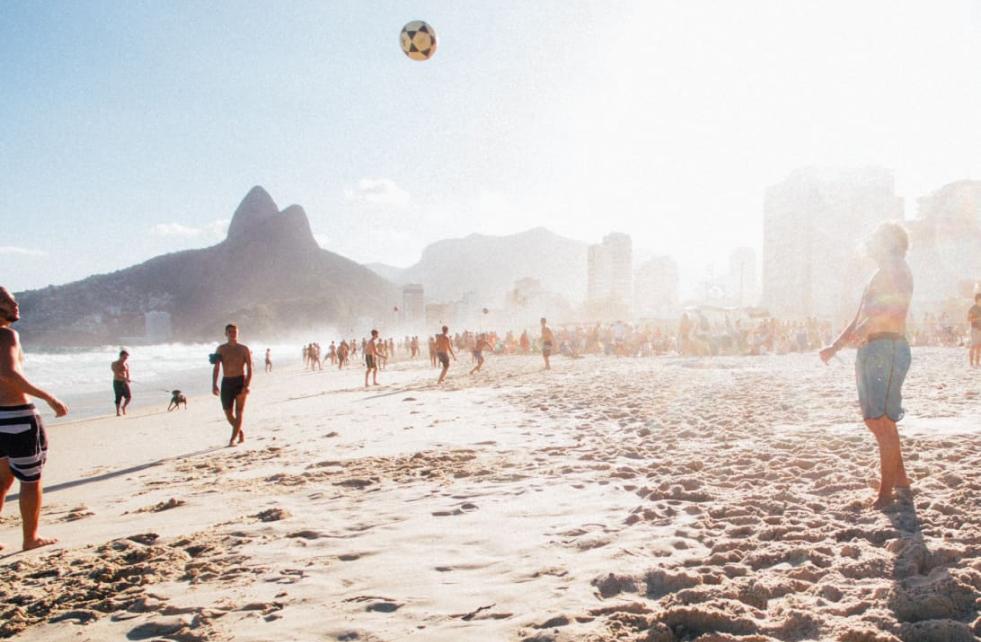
[400,20,437,61]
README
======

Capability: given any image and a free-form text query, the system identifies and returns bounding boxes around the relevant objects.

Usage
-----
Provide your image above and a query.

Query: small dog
[168,389,188,411]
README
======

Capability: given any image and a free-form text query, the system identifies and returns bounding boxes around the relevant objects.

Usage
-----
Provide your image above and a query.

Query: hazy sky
[2,0,980,293]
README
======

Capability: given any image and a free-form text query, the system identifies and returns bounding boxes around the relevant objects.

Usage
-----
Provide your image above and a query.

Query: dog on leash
[168,390,188,411]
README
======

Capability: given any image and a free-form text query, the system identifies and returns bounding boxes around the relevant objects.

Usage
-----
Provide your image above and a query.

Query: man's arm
[244,347,253,390]
[820,297,864,364]
[0,329,67,416]
[212,349,221,395]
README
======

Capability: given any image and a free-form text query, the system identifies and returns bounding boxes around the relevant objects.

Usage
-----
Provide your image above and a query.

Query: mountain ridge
[15,187,398,346]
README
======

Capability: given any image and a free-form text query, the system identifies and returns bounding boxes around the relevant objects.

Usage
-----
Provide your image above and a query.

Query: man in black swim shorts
[364,329,380,387]
[0,285,69,551]
[212,323,253,447]
[111,349,131,416]
[435,325,455,384]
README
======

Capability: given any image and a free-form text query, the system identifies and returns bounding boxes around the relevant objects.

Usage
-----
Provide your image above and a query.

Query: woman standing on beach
[820,222,913,509]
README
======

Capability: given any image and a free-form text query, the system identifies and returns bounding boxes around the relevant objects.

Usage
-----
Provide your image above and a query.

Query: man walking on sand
[541,317,555,370]
[365,329,380,387]
[968,293,981,367]
[212,323,253,447]
[435,326,456,384]
[111,349,132,416]
[0,286,69,551]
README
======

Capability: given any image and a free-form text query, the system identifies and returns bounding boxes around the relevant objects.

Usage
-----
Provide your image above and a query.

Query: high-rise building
[634,257,680,318]
[587,232,633,306]
[401,284,425,327]
[762,167,903,319]
[906,180,981,312]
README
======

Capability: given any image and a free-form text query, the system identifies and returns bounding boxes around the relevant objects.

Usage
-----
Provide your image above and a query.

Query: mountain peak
[227,186,278,241]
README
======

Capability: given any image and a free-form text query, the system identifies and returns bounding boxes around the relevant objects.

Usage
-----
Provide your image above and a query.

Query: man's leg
[223,407,238,445]
[233,393,247,444]
[866,417,898,507]
[0,460,12,550]
[885,420,911,488]
[20,480,56,550]
[122,395,130,416]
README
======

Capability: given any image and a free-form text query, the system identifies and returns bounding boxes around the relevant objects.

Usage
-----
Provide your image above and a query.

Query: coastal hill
[369,227,588,305]
[16,187,399,346]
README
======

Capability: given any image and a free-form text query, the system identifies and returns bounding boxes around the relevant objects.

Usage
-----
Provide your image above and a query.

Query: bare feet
[23,536,57,551]
[871,495,893,510]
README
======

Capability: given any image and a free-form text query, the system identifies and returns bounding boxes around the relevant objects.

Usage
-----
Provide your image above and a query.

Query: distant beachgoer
[365,329,380,387]
[428,335,437,368]
[377,338,389,371]
[540,317,554,370]
[968,293,981,367]
[111,350,132,416]
[264,348,272,373]
[820,223,914,509]
[0,286,69,551]
[328,341,337,365]
[469,333,492,375]
[212,323,253,447]
[435,326,456,384]
[338,341,349,369]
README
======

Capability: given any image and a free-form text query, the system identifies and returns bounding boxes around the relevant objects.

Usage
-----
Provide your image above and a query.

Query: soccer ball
[400,20,437,61]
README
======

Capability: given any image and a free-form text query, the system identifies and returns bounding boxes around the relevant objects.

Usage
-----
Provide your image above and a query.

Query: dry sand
[1,348,979,641]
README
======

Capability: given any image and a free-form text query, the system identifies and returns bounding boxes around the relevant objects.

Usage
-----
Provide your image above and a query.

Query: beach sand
[1,349,979,641]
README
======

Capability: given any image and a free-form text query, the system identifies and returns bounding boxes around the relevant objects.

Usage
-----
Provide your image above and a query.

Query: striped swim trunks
[0,404,48,482]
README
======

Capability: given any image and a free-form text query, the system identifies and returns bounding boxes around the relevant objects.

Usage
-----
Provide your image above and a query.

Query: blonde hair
[871,222,909,258]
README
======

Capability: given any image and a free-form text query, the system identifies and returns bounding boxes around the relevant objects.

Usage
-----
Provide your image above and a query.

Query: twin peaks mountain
[17,187,398,346]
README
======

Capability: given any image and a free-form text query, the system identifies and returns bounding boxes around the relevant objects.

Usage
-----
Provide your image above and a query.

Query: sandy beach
[1,349,979,641]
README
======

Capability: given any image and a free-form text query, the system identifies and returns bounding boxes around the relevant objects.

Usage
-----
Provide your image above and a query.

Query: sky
[2,0,980,293]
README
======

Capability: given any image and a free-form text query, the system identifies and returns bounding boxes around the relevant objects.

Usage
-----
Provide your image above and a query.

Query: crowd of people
[0,221,978,551]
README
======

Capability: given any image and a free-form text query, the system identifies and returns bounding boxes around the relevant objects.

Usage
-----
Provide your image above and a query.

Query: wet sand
[1,348,979,641]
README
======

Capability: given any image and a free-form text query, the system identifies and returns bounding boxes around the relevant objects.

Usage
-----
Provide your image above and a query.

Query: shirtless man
[211,323,253,447]
[0,286,69,551]
[111,350,132,416]
[435,326,456,384]
[469,333,493,375]
[364,329,380,387]
[540,317,555,370]
[264,348,272,373]
[338,341,349,369]
[968,293,981,367]
[820,223,913,509]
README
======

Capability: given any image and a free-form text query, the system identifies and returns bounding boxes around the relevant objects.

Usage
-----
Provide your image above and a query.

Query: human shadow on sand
[884,498,978,641]
[6,446,224,501]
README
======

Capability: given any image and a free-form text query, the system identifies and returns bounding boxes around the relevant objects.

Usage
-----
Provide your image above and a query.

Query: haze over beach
[1,2,980,642]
